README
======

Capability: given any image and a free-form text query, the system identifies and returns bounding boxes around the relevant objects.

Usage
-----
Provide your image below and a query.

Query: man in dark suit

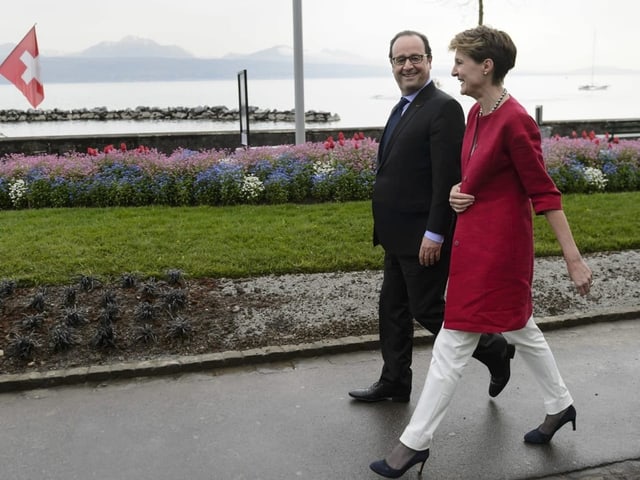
[349,30,515,403]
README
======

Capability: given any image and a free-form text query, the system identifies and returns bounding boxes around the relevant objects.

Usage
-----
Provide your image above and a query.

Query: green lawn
[1,192,638,285]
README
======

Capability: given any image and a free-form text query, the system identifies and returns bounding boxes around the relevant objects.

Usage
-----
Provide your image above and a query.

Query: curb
[1,307,638,393]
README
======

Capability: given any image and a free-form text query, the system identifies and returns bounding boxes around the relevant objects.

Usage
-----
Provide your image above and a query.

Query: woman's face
[451,49,485,99]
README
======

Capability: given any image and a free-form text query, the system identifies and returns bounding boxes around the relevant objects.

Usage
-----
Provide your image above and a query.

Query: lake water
[1,72,638,138]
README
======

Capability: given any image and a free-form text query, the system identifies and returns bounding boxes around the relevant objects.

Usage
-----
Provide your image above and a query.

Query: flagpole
[292,0,305,145]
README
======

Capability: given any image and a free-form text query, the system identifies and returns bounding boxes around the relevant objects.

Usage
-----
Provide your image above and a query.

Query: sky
[2,0,639,73]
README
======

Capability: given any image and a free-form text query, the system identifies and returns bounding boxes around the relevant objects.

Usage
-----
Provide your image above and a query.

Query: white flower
[313,161,334,176]
[583,167,607,191]
[240,174,264,200]
[8,179,27,207]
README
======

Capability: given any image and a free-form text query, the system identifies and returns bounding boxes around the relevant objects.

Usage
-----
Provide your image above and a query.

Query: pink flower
[324,136,335,150]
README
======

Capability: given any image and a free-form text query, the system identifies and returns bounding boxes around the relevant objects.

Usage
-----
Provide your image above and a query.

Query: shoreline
[0,106,340,124]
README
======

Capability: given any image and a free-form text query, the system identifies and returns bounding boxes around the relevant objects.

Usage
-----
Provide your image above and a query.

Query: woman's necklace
[479,88,507,116]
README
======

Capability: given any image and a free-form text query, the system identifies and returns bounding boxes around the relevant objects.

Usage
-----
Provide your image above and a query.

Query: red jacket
[444,97,562,333]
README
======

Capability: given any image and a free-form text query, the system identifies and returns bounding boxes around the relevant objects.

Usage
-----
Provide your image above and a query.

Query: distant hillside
[0,36,387,83]
[4,36,634,83]
[35,57,386,82]
[226,45,379,66]
[75,35,194,58]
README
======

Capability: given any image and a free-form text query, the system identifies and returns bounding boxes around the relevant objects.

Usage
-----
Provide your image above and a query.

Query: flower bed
[1,131,638,209]
[543,131,640,193]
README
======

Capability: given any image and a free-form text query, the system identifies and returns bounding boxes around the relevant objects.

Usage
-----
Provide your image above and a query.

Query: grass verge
[1,192,638,285]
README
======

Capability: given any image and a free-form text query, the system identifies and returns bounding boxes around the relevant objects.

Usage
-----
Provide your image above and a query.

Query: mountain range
[0,36,388,83]
[1,36,635,84]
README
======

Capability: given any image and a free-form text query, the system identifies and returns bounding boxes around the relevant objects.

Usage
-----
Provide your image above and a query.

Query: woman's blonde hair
[449,25,517,84]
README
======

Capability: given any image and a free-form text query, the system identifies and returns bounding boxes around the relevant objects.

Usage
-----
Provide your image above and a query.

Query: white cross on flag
[0,25,45,108]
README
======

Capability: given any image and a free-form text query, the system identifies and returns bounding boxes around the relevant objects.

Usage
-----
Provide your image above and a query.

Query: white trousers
[399,316,573,451]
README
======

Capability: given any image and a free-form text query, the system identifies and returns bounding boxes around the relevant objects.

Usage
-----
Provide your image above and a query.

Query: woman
[369,25,593,478]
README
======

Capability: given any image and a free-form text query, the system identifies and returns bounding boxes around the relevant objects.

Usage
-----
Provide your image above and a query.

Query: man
[349,30,515,403]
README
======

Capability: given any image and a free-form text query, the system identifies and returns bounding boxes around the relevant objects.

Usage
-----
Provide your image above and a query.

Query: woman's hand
[544,209,593,297]
[449,182,475,214]
[566,256,593,296]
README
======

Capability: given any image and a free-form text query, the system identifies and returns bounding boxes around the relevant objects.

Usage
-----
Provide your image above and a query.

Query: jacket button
[454,240,459,246]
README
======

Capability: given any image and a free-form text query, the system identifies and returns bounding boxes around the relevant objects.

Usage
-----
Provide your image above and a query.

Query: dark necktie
[380,97,409,153]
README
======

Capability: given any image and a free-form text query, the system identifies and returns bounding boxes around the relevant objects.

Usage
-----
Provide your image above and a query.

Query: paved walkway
[537,459,640,479]
[0,313,639,479]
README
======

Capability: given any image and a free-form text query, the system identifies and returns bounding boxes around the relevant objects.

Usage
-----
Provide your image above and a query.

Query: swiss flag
[0,25,45,108]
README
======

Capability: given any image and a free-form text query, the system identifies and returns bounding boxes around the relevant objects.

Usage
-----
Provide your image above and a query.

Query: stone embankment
[0,106,340,123]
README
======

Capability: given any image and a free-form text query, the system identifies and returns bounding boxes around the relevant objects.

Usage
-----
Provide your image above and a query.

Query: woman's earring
[483,71,487,76]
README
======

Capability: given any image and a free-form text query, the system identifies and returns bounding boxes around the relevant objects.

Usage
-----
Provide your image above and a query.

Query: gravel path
[224,250,640,335]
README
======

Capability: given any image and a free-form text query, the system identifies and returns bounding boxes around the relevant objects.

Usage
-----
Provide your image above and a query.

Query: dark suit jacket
[372,82,465,256]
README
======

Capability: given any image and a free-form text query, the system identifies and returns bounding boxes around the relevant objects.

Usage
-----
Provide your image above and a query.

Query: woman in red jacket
[370,25,593,478]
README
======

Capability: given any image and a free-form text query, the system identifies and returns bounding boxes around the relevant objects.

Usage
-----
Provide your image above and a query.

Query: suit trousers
[399,316,573,451]
[378,251,510,393]
[378,251,448,392]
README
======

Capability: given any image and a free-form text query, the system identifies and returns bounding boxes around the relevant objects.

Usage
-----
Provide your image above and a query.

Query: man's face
[390,34,432,96]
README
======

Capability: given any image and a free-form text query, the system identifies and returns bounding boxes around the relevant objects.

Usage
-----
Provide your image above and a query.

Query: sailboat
[579,31,609,91]
[579,81,608,91]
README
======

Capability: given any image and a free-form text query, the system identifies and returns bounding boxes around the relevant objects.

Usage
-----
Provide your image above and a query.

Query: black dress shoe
[489,344,516,397]
[349,381,410,403]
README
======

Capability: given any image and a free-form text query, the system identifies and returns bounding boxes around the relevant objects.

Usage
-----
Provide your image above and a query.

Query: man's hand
[419,237,442,266]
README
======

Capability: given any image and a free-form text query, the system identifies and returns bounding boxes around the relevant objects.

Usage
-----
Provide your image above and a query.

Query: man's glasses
[390,54,429,66]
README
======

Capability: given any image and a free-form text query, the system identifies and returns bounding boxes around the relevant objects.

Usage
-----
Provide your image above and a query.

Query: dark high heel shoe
[369,449,429,478]
[524,405,577,444]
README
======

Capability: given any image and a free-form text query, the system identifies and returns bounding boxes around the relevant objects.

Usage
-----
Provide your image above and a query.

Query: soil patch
[1,250,638,376]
